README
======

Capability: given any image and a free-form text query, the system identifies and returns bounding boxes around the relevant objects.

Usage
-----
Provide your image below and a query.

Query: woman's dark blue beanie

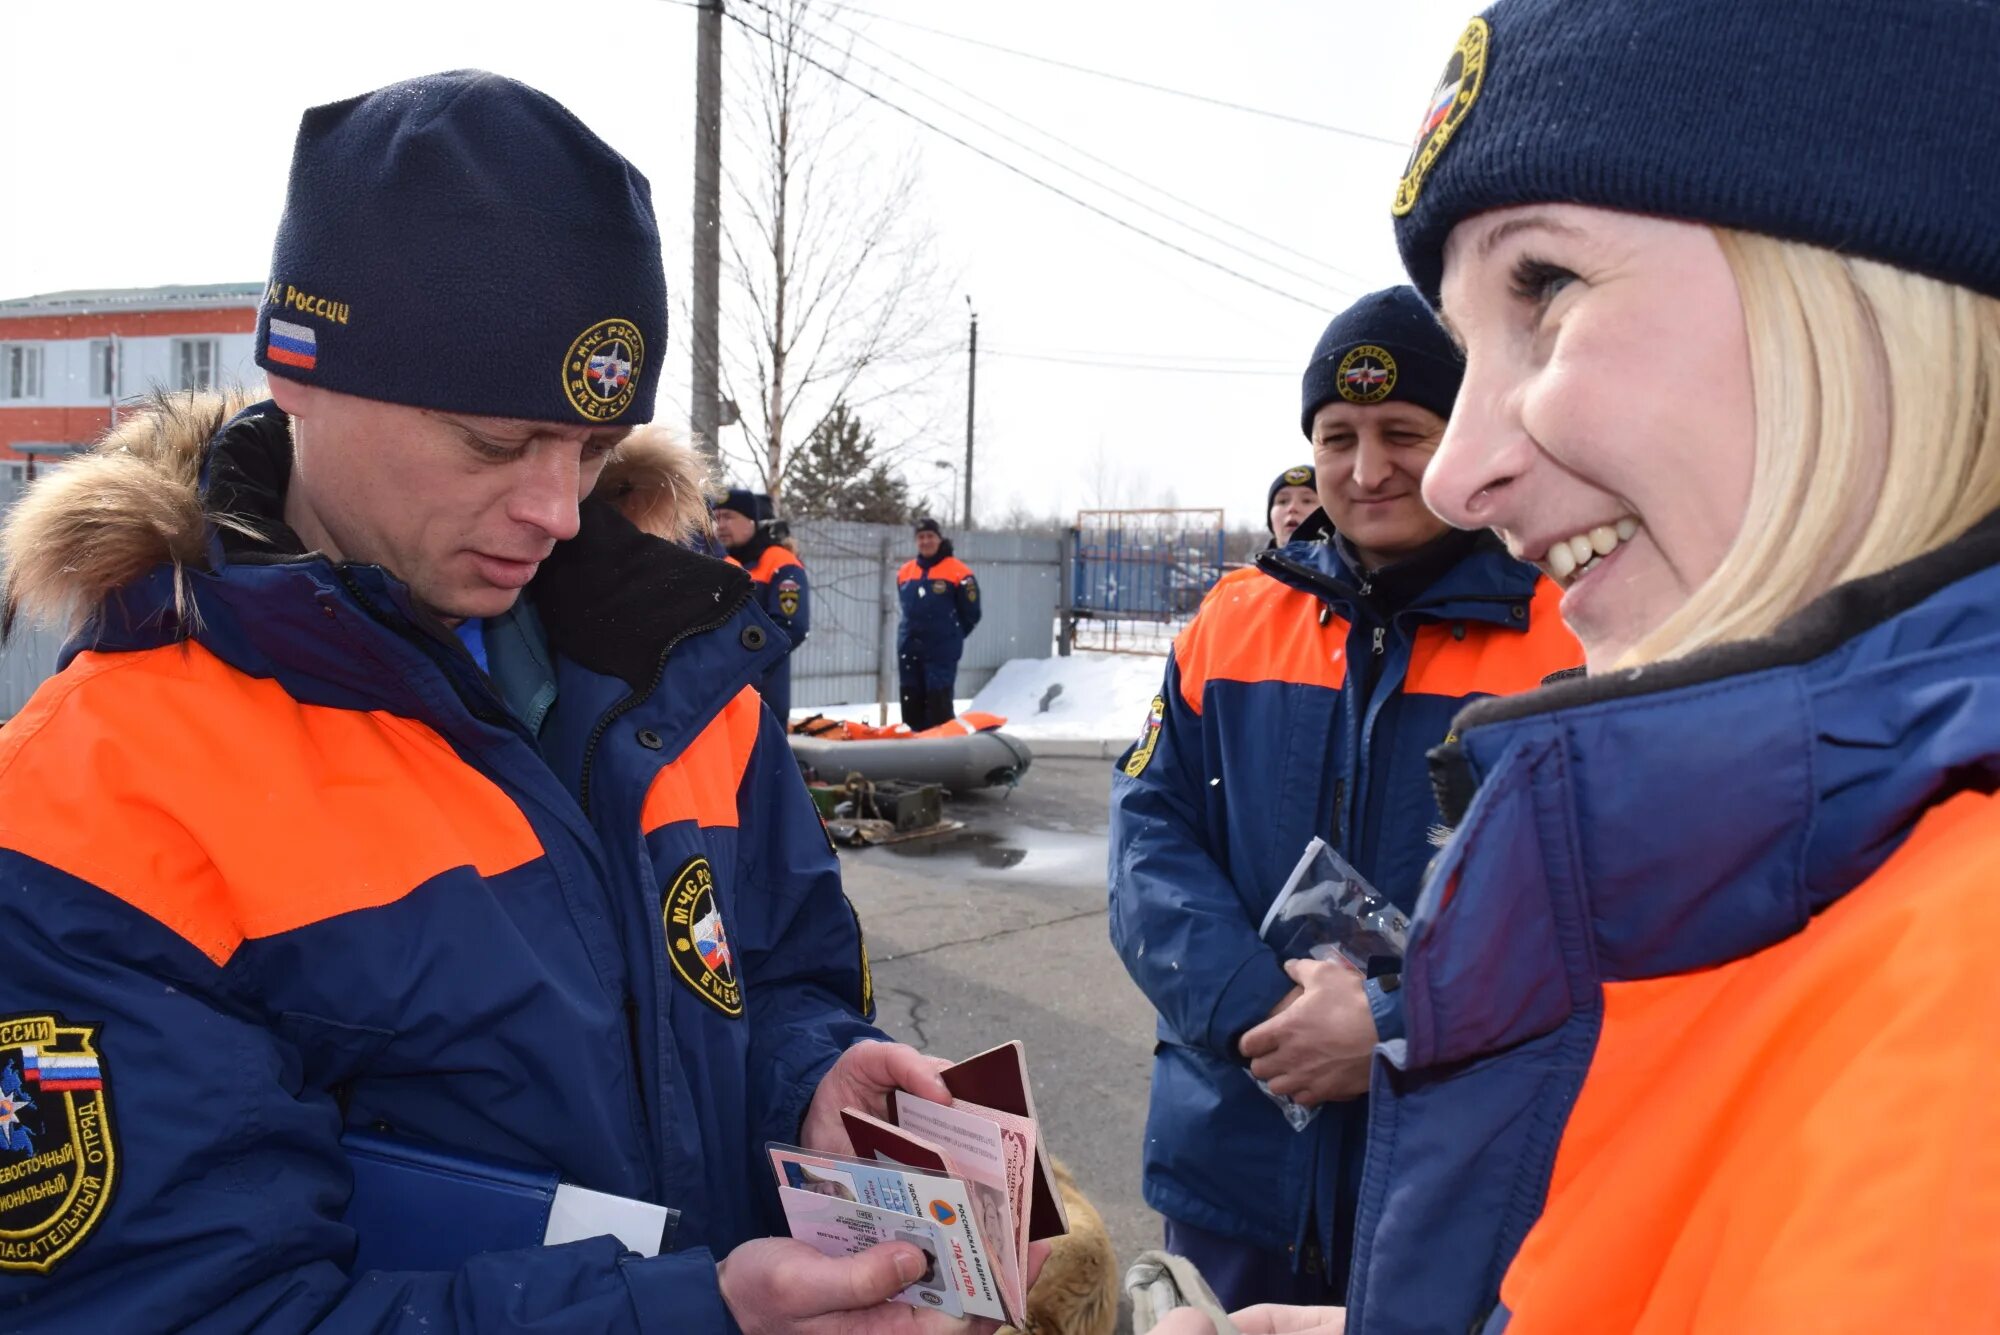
[255,70,668,426]
[1392,0,2000,306]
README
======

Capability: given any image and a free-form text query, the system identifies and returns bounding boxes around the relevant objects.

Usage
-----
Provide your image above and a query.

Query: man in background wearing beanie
[896,518,981,730]
[716,488,810,720]
[1109,286,1578,1310]
[0,72,985,1335]
[1266,464,1320,548]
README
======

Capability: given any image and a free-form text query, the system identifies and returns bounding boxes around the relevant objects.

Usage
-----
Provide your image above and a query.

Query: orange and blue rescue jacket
[1346,517,2000,1333]
[896,545,980,670]
[728,533,808,718]
[0,399,879,1331]
[1109,531,1580,1287]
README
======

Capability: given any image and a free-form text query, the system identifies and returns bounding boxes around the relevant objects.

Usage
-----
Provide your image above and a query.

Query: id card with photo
[776,1185,965,1317]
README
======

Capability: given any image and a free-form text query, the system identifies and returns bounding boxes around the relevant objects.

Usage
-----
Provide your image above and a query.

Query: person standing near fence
[716,487,809,721]
[896,518,981,730]
[1107,284,1581,1312]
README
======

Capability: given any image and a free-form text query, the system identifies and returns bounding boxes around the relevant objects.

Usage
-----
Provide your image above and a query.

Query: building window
[88,340,119,398]
[172,338,220,391]
[2,345,43,401]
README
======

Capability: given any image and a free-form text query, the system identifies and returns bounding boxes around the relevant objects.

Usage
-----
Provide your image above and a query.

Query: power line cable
[817,0,1408,147]
[985,348,1295,376]
[716,3,1328,311]
[737,3,1352,304]
[797,2,1375,294]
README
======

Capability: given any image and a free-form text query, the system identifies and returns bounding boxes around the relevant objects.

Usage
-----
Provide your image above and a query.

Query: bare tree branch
[717,0,958,511]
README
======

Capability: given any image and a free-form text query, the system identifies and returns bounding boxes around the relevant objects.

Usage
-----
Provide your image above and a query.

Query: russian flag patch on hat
[266,318,318,371]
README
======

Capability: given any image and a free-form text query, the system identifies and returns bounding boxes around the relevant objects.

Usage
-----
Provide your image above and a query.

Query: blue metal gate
[1068,508,1226,654]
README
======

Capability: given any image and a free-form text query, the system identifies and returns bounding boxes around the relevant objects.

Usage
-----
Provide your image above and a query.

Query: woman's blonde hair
[1627,230,2000,666]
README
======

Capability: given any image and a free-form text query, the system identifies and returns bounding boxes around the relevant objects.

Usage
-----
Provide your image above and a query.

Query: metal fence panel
[0,479,1062,719]
[786,521,1060,711]
[0,474,67,719]
[1068,509,1226,655]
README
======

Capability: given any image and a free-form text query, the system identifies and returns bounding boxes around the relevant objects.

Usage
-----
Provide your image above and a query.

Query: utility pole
[963,299,977,528]
[689,0,725,462]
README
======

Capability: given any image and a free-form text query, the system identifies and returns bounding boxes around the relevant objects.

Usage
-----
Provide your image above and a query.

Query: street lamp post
[933,460,960,525]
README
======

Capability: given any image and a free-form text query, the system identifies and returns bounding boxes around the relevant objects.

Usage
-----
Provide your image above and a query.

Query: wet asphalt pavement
[834,755,1159,1321]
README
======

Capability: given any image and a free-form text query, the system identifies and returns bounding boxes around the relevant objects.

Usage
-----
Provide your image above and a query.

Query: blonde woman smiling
[1153,0,2000,1331]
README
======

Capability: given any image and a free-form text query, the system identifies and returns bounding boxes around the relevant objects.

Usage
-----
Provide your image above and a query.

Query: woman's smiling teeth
[1545,517,1640,586]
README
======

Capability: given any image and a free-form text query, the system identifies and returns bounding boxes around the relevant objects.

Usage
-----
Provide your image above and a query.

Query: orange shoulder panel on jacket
[0,644,545,967]
[1500,788,2000,1333]
[1173,570,1347,713]
[1404,577,1579,699]
[751,546,799,582]
[927,557,974,583]
[640,687,763,835]
[897,559,924,583]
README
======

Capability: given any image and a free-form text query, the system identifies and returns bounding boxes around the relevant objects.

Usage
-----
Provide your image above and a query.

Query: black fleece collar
[207,404,309,562]
[725,527,775,567]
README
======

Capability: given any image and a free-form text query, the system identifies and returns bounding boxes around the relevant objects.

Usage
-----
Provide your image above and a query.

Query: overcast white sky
[0,0,1474,529]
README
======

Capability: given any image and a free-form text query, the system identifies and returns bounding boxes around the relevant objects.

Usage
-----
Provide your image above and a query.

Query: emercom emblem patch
[1393,17,1490,217]
[1123,695,1168,778]
[664,857,744,1017]
[0,1014,117,1274]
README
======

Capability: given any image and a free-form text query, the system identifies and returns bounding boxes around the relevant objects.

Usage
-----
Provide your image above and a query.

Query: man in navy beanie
[0,72,975,1334]
[1111,285,1579,1313]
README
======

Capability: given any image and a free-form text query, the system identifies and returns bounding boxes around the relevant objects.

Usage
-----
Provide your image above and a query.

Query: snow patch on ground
[967,652,1165,741]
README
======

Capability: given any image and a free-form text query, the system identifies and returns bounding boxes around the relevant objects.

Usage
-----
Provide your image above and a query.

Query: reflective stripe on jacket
[1108,533,1580,1279]
[1346,516,2000,1334]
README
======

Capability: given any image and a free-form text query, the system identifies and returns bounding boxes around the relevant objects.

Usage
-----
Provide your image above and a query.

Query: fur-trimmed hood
[1,392,721,638]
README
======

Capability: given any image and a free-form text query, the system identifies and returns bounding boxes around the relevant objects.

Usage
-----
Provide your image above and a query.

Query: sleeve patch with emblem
[0,1014,118,1274]
[663,857,744,1017]
[1122,695,1167,778]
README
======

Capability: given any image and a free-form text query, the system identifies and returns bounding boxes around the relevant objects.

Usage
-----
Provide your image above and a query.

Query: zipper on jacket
[576,588,753,819]
[1372,626,1387,656]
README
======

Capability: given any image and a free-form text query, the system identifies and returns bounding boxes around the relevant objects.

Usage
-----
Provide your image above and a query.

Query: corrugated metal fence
[785,521,1060,711]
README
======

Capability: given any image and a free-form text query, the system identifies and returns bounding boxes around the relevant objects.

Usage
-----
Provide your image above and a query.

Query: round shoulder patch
[1393,17,1490,218]
[0,1014,117,1274]
[663,856,743,1017]
[562,317,647,422]
[1336,345,1399,405]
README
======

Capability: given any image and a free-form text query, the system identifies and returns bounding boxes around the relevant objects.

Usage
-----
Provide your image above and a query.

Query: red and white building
[0,283,265,476]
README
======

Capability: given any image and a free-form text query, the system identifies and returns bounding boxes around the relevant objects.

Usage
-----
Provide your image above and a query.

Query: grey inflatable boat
[788,729,1033,791]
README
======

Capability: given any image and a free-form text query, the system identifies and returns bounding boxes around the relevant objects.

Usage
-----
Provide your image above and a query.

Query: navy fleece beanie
[256,71,667,425]
[1266,465,1317,523]
[1300,286,1464,437]
[1392,0,2000,305]
[718,488,771,522]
